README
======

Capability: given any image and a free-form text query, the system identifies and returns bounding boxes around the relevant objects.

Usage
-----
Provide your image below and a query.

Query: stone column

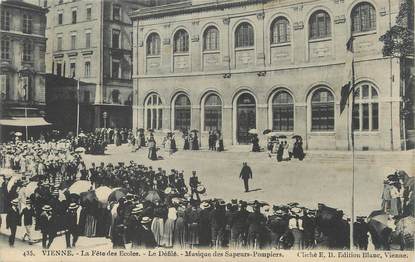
[222,106,233,146]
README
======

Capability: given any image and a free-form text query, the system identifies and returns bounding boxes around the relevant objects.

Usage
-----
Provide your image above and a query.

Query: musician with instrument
[189,171,202,201]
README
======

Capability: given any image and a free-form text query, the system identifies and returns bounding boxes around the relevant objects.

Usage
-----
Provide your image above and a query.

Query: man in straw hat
[139,217,157,248]
[6,198,21,247]
[38,205,55,249]
[21,199,36,244]
[127,205,144,248]
[64,203,79,248]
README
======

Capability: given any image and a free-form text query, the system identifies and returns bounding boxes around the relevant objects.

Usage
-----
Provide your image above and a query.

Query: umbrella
[15,132,23,136]
[78,133,87,138]
[145,190,161,204]
[396,216,415,237]
[75,147,86,153]
[68,180,91,195]
[163,129,172,133]
[95,186,112,204]
[148,129,154,132]
[190,129,199,133]
[263,129,272,135]
[7,176,17,192]
[278,135,287,139]
[58,190,66,201]
[266,132,279,137]
[108,188,128,202]
[248,129,259,135]
[24,181,38,196]
[292,135,302,139]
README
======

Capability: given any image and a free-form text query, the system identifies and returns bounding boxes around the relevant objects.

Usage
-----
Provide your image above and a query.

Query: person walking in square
[21,199,35,244]
[239,162,252,193]
[6,199,20,247]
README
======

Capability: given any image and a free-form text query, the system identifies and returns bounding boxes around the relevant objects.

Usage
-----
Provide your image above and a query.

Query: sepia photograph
[0,0,414,261]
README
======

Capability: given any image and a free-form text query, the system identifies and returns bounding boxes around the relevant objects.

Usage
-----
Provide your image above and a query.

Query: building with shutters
[0,0,49,141]
[131,0,414,150]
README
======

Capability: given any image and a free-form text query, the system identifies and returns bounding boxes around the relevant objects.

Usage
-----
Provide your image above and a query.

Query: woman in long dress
[282,141,290,160]
[174,206,187,249]
[162,206,177,247]
[151,202,166,246]
[185,203,200,248]
[84,201,98,237]
[147,138,158,161]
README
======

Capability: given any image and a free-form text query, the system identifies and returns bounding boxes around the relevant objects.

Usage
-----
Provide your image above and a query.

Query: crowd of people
[381,170,414,218]
[250,134,305,161]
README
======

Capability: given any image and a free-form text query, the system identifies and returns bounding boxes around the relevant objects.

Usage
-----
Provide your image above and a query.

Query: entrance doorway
[236,93,256,144]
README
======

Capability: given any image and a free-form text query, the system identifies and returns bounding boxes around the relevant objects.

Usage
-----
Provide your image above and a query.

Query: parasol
[75,147,86,153]
[24,181,38,196]
[68,180,91,195]
[248,129,259,135]
[266,132,279,137]
[108,188,128,202]
[190,129,199,133]
[396,216,415,237]
[263,129,272,135]
[15,132,23,136]
[7,176,18,192]
[145,190,161,204]
[95,186,112,204]
[292,135,302,139]
[148,129,154,132]
[278,135,287,139]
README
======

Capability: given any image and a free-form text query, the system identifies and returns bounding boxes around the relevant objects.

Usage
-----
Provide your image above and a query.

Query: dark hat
[231,199,238,205]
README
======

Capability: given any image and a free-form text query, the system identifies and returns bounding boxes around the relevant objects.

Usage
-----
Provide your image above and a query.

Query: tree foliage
[379,0,414,57]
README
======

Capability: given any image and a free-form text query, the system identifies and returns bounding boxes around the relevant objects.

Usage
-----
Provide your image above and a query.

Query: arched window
[272,91,294,131]
[204,94,222,131]
[173,29,189,53]
[235,22,254,48]
[352,83,379,131]
[271,17,290,44]
[203,26,219,51]
[174,94,191,130]
[311,88,335,131]
[351,2,376,33]
[145,93,163,130]
[146,33,161,56]
[309,10,331,40]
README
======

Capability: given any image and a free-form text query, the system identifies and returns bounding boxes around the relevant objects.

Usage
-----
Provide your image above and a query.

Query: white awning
[0,117,51,127]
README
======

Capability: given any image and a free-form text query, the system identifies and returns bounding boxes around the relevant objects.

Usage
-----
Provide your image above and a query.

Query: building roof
[130,0,311,20]
[1,0,48,13]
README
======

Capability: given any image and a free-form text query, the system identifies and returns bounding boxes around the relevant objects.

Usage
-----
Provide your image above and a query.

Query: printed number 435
[23,250,35,257]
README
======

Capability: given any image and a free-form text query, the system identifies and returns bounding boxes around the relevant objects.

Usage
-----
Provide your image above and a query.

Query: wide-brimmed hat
[25,199,31,204]
[42,205,52,211]
[200,202,211,210]
[141,216,151,224]
[291,207,302,214]
[68,203,79,209]
[131,205,143,214]
[164,187,172,194]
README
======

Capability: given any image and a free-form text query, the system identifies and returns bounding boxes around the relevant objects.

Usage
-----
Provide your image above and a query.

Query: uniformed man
[189,171,200,201]
[6,199,20,247]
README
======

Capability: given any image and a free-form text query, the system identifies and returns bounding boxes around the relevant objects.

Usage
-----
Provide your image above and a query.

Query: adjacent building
[45,0,149,130]
[0,0,49,141]
[131,0,414,150]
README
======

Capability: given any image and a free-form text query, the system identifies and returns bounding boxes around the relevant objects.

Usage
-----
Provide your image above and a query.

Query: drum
[196,185,206,194]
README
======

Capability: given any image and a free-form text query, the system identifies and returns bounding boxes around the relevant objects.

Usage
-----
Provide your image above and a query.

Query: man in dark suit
[6,199,21,247]
[64,203,79,248]
[239,162,253,192]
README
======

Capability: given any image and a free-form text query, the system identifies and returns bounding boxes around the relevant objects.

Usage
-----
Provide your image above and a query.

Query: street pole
[76,79,80,136]
[25,107,28,141]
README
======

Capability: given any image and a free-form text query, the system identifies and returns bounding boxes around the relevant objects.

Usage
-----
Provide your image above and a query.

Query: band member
[239,162,253,193]
[21,199,35,244]
[65,203,79,248]
[6,199,20,247]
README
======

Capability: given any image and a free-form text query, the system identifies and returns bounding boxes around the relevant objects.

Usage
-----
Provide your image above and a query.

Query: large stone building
[45,0,149,130]
[131,0,414,150]
[0,0,49,141]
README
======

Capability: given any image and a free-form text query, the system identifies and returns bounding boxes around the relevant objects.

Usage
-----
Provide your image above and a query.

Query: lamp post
[103,111,108,128]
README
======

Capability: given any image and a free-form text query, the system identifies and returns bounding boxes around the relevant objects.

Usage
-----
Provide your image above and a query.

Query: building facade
[45,0,148,130]
[131,0,414,150]
[0,0,49,141]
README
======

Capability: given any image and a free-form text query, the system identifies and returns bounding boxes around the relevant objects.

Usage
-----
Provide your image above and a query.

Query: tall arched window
[309,10,331,39]
[235,22,254,48]
[173,29,189,53]
[351,2,376,33]
[146,33,161,56]
[203,26,219,51]
[145,93,163,130]
[272,91,294,131]
[204,94,222,131]
[311,88,335,131]
[271,17,290,44]
[352,83,379,131]
[174,94,191,130]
